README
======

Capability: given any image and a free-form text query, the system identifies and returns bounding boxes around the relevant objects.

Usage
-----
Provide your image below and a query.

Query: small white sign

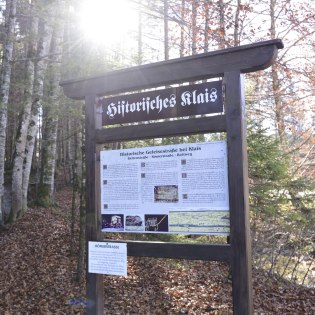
[88,241,127,276]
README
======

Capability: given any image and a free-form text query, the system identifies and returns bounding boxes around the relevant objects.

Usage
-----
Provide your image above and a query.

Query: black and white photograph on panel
[145,214,169,232]
[154,185,179,203]
[125,215,144,232]
[101,214,124,232]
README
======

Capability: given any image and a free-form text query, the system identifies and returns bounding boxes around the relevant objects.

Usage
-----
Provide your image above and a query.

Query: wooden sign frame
[60,39,283,315]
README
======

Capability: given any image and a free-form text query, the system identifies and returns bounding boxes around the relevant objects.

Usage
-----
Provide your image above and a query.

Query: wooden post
[85,95,104,315]
[224,71,253,314]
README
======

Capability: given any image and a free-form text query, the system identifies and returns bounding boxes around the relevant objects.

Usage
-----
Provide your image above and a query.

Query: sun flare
[77,0,138,46]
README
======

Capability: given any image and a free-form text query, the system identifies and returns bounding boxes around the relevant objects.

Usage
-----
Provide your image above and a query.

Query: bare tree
[38,2,65,206]
[9,0,38,222]
[164,0,169,60]
[22,13,55,211]
[0,0,17,225]
[9,0,60,221]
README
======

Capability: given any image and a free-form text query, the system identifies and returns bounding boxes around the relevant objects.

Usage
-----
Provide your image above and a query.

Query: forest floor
[0,188,314,315]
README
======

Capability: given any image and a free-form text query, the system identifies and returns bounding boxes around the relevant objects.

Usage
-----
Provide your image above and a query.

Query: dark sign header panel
[101,80,223,125]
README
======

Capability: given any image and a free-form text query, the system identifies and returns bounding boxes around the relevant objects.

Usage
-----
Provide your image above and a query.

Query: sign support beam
[85,95,104,315]
[225,71,253,314]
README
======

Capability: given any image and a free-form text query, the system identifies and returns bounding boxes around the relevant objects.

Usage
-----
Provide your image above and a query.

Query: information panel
[100,141,230,235]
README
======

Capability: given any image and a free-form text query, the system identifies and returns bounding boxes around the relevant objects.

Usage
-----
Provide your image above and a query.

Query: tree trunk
[137,0,143,65]
[70,117,82,255]
[22,20,51,211]
[204,0,210,52]
[9,2,38,222]
[218,0,226,49]
[270,0,285,143]
[0,0,17,225]
[22,15,54,212]
[180,0,185,57]
[38,13,64,206]
[76,124,85,282]
[191,0,197,54]
[234,0,241,46]
[164,0,169,60]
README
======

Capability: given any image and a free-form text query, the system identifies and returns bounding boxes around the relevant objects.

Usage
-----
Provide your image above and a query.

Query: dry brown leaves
[0,188,314,314]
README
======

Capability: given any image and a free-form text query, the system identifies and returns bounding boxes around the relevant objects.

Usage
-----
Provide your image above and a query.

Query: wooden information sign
[100,80,223,125]
[60,39,283,315]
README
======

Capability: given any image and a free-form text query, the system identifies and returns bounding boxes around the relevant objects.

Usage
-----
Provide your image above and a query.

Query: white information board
[100,141,230,235]
[88,242,127,276]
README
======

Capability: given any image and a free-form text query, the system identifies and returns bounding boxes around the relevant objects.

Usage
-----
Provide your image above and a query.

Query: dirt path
[0,188,314,314]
